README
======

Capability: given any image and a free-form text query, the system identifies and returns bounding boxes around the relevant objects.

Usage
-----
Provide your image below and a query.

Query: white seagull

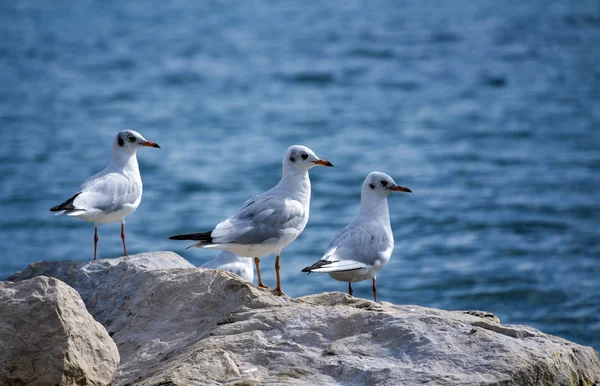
[302,171,411,302]
[170,145,333,295]
[201,251,254,283]
[50,130,160,260]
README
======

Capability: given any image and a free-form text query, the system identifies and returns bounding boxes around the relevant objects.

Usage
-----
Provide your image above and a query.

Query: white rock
[0,276,119,386]
[9,252,600,385]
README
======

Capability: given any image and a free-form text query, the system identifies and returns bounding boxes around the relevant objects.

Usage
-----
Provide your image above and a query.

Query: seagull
[50,130,160,261]
[170,145,333,295]
[302,171,411,302]
[201,251,254,283]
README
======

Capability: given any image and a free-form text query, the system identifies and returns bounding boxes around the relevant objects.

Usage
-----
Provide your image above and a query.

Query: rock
[9,252,600,385]
[0,276,119,386]
[8,251,194,328]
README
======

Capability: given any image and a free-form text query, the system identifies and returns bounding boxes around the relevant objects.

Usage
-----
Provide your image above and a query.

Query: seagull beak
[391,185,412,193]
[142,141,160,148]
[313,159,334,167]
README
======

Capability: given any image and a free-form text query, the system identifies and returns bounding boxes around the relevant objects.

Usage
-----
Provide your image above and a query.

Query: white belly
[76,203,138,224]
[328,257,388,283]
[202,231,299,257]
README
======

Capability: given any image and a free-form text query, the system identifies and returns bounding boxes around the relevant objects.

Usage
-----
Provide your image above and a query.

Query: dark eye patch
[118,138,124,146]
[369,183,375,189]
[128,136,136,142]
[380,180,388,186]
[301,153,308,160]
[289,156,295,162]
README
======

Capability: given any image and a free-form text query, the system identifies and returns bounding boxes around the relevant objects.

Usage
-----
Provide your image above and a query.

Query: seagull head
[112,130,160,155]
[283,145,333,172]
[362,171,411,198]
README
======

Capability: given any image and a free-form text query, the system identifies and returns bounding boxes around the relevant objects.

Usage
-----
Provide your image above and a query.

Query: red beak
[391,185,412,193]
[313,159,334,167]
[142,141,160,148]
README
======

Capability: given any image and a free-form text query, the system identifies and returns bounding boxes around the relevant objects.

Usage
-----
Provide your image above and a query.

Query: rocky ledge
[2,251,599,385]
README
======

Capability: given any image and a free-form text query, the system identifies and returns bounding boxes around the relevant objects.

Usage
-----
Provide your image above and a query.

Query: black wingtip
[302,260,334,274]
[50,192,81,212]
[169,231,213,242]
[169,234,192,240]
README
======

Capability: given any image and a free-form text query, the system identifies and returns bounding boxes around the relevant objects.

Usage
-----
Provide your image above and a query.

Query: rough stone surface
[9,252,600,386]
[8,251,193,328]
[0,276,119,386]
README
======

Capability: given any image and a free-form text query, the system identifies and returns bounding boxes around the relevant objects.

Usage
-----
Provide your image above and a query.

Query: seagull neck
[277,167,311,201]
[359,195,391,225]
[111,150,139,172]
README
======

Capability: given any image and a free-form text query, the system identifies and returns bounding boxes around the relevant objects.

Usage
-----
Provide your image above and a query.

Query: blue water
[1,1,599,350]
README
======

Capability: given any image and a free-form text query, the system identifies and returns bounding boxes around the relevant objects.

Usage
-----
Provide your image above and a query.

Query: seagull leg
[273,254,286,296]
[121,221,128,256]
[93,225,99,261]
[372,277,377,302]
[348,282,353,297]
[254,257,269,288]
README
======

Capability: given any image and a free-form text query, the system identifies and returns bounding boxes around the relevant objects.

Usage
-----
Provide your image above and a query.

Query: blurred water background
[1,1,598,350]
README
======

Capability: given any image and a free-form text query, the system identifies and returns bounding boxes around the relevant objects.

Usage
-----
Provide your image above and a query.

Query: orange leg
[273,255,285,296]
[254,257,268,288]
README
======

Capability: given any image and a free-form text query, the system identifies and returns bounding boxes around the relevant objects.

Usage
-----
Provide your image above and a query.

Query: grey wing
[73,172,140,212]
[211,195,306,245]
[311,225,389,272]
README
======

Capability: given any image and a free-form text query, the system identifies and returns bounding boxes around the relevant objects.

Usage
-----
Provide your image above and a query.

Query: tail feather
[55,210,86,217]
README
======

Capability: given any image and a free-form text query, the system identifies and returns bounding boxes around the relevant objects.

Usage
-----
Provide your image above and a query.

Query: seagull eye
[380,180,388,186]
[128,136,136,142]
[301,153,308,160]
